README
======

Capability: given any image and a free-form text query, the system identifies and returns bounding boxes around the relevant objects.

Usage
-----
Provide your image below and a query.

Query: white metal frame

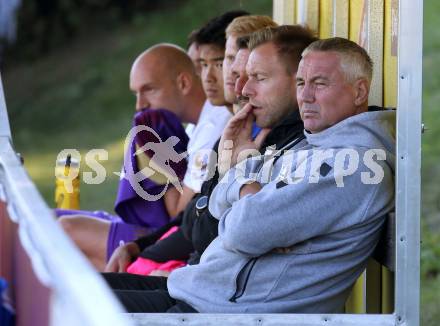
[394,0,422,324]
[0,73,132,326]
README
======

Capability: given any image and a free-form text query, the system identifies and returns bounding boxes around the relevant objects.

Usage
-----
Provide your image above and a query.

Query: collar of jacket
[261,109,304,150]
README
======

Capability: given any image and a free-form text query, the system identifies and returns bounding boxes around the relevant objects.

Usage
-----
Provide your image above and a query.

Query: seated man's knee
[59,215,75,234]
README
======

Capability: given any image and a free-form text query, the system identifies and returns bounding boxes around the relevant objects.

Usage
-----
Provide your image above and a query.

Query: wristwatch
[195,195,209,217]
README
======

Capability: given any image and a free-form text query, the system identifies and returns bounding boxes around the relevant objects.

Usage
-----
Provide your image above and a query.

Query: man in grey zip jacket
[166,37,395,313]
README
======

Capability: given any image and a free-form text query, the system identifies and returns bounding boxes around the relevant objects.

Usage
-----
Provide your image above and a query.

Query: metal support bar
[395,0,423,325]
[127,313,396,326]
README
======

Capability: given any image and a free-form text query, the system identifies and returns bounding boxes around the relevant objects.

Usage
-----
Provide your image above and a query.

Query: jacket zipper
[229,258,258,302]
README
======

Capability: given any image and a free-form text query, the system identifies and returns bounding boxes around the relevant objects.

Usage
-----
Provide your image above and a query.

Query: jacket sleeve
[208,152,394,257]
[208,156,264,220]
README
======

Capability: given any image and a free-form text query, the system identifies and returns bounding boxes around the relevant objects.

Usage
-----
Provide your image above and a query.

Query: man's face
[243,42,298,128]
[187,42,202,76]
[296,51,360,133]
[231,48,250,109]
[199,44,226,106]
[223,35,238,104]
[129,57,183,117]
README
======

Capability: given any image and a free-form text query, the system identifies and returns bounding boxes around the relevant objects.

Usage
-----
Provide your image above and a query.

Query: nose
[235,75,248,98]
[298,83,315,103]
[241,79,254,99]
[136,94,150,111]
[206,64,218,84]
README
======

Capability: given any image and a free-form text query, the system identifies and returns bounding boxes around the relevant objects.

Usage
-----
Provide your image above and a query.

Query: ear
[177,72,192,96]
[353,78,370,106]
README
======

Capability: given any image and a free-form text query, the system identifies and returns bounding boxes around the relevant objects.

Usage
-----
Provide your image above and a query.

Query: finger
[234,104,254,128]
[229,104,252,128]
[223,107,252,140]
[231,103,253,123]
[240,102,254,115]
[254,128,272,149]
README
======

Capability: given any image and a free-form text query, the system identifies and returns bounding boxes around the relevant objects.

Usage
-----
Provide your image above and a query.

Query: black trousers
[102,273,197,313]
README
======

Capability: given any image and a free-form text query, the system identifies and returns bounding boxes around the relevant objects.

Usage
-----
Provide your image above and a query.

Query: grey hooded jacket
[167,110,395,313]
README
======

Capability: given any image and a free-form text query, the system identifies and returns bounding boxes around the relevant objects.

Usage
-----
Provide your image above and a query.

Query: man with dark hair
[192,10,249,107]
[195,10,250,50]
[163,10,248,216]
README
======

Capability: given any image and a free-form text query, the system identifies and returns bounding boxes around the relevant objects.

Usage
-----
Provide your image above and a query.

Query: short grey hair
[302,37,373,84]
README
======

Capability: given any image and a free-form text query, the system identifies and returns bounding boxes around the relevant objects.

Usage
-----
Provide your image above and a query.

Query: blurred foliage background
[1,0,439,324]
[2,0,272,210]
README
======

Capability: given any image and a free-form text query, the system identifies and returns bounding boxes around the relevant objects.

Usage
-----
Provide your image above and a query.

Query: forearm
[164,185,196,217]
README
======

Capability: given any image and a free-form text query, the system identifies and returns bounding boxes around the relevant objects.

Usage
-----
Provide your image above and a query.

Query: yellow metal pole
[345,272,366,313]
[348,0,363,42]
[381,267,395,313]
[319,0,333,38]
[366,259,382,313]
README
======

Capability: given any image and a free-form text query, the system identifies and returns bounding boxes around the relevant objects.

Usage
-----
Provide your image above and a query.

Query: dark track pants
[102,273,197,313]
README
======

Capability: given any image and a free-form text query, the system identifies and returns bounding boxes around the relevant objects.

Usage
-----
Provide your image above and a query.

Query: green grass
[2,0,440,323]
[420,0,440,324]
[3,0,272,211]
[423,0,440,231]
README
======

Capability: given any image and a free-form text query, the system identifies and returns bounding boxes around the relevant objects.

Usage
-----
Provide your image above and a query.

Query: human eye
[215,62,223,69]
[140,85,154,94]
[315,79,328,88]
[247,73,255,80]
[226,56,234,63]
